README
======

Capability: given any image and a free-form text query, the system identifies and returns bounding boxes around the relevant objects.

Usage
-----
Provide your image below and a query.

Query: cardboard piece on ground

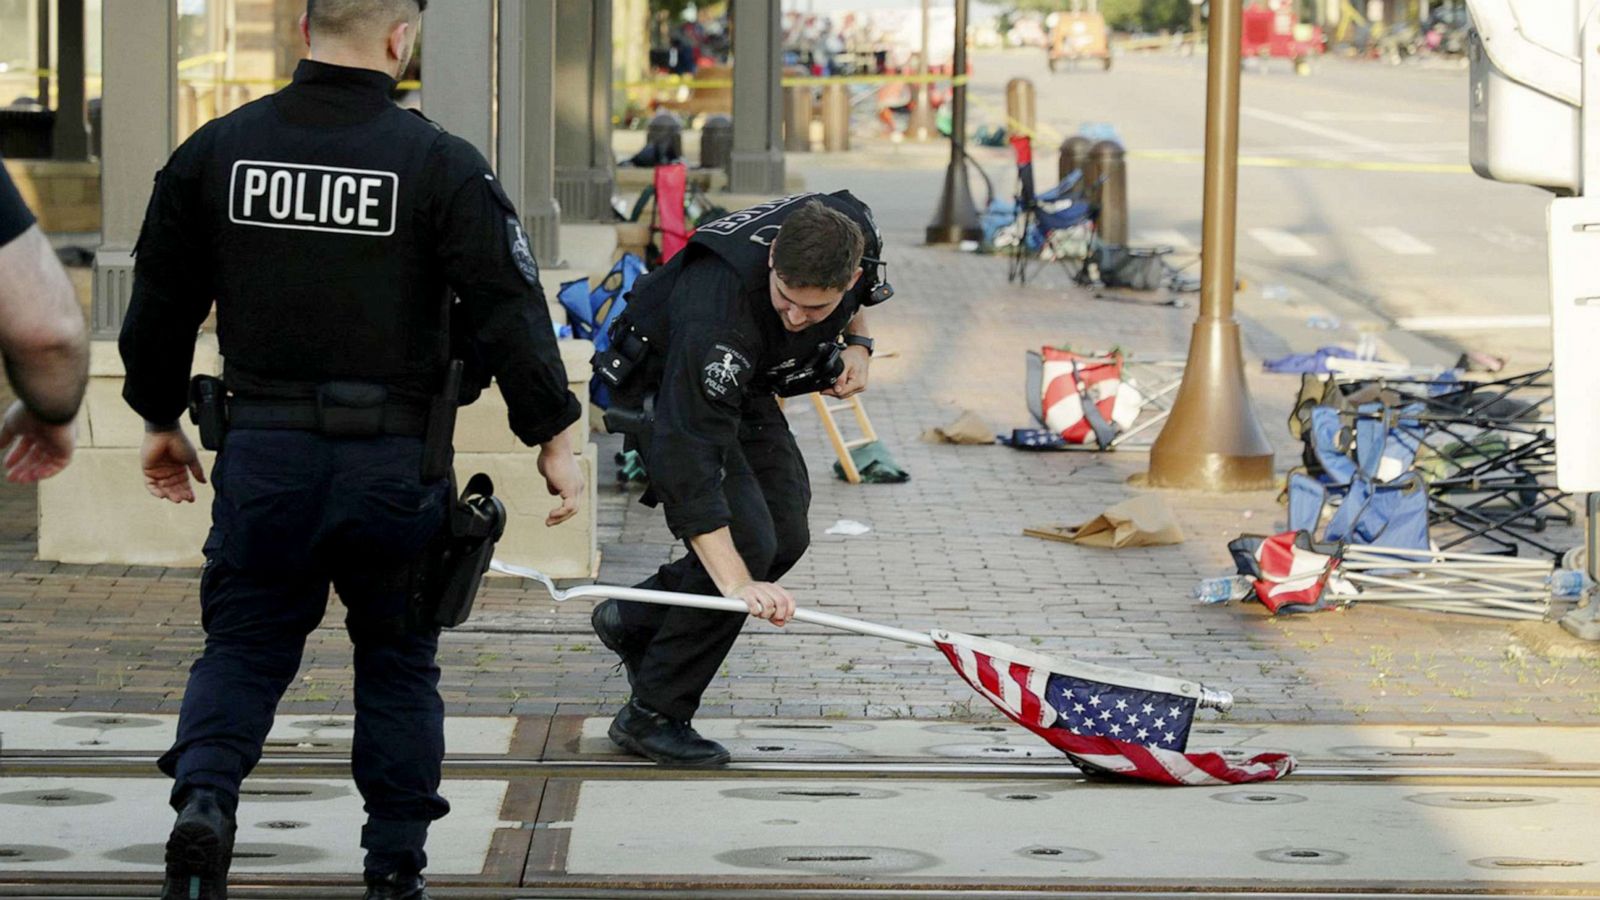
[921,410,996,445]
[1025,495,1185,549]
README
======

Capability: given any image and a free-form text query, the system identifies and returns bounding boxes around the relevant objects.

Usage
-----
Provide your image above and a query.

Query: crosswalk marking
[1150,225,1539,259]
[1134,229,1194,251]
[1395,314,1549,331]
[1360,226,1435,256]
[1247,228,1317,257]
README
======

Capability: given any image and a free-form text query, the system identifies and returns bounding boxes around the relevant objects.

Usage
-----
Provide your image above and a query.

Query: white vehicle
[1467,0,1600,636]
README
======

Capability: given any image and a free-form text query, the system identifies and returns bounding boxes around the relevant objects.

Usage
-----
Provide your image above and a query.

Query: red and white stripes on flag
[1040,348,1143,445]
[1252,531,1353,614]
[932,630,1296,786]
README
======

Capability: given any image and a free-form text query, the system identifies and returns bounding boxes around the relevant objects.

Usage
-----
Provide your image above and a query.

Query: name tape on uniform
[229,160,398,237]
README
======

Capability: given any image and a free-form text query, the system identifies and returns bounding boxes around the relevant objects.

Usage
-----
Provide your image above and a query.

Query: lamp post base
[925,157,982,245]
[1145,318,1276,491]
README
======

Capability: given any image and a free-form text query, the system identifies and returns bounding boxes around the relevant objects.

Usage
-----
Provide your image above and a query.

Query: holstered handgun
[413,472,507,630]
[601,395,654,437]
[187,375,229,451]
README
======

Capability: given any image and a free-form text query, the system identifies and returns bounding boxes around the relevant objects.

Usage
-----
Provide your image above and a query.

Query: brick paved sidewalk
[1,238,1596,726]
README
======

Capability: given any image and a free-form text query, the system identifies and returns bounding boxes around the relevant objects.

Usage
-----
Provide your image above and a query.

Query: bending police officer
[118,2,584,897]
[592,193,889,765]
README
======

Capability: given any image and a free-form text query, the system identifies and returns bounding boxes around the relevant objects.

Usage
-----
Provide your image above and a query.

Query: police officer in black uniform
[591,193,889,765]
[118,2,584,897]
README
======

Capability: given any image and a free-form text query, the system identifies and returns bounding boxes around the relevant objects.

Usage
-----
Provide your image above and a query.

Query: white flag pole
[490,560,1235,711]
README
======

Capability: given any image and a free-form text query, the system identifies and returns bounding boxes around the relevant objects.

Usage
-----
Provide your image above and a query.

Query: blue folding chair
[557,253,646,408]
[1006,135,1097,286]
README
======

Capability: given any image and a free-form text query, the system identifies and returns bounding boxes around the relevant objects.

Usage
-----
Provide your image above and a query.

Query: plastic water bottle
[1193,575,1253,604]
[1548,569,1593,598]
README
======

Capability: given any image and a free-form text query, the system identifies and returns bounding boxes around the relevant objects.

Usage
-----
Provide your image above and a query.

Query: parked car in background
[1046,11,1112,72]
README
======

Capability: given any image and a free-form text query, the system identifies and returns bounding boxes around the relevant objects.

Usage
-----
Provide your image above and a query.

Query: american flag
[934,630,1295,786]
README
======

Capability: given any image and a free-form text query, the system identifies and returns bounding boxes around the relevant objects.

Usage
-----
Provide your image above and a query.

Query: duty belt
[227,396,429,437]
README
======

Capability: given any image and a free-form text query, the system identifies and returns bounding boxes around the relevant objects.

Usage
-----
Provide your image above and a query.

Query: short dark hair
[307,0,425,38]
[772,200,865,291]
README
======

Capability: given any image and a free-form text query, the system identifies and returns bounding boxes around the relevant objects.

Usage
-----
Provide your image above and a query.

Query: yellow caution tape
[13,51,225,77]
[176,51,229,72]
[619,72,969,91]
[963,89,1065,144]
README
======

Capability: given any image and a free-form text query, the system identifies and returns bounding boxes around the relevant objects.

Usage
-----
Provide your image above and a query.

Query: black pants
[618,397,812,720]
[158,429,452,877]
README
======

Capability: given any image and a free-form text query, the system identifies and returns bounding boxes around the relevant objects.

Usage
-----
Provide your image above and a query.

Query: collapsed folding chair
[1302,367,1552,431]
[1288,368,1572,558]
[1004,135,1097,286]
[1023,348,1184,451]
[557,253,647,408]
[1286,469,1432,553]
[1335,544,1565,621]
[1228,530,1562,621]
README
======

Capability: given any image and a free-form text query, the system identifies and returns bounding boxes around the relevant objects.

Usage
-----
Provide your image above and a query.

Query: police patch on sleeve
[701,343,753,405]
[507,216,539,286]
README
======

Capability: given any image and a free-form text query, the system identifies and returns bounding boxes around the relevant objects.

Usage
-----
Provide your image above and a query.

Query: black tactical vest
[623,190,885,342]
[195,91,449,396]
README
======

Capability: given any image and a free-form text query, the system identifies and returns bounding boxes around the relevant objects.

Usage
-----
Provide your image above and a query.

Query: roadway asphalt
[795,48,1554,370]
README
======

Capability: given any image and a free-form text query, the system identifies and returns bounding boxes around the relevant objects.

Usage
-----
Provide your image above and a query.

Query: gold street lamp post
[1145,0,1275,490]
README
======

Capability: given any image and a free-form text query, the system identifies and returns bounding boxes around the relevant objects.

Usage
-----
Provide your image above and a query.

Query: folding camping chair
[1286,469,1432,553]
[650,163,690,265]
[557,252,647,409]
[1287,368,1573,558]
[1361,405,1570,558]
[1005,136,1098,286]
[625,163,692,267]
[1023,348,1185,451]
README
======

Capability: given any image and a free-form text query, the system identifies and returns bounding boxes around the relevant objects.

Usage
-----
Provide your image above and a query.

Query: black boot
[160,787,236,900]
[363,872,431,900]
[591,599,642,687]
[607,697,730,767]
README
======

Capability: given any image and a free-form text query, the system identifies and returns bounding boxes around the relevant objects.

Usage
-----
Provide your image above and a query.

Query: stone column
[35,0,48,109]
[52,0,89,161]
[554,0,615,222]
[500,0,560,263]
[422,0,496,160]
[92,0,176,337]
[729,0,785,194]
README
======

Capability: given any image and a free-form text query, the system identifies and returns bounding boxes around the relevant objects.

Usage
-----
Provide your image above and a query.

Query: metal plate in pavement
[0,776,538,889]
[528,776,1600,893]
[555,717,1600,770]
[0,713,535,758]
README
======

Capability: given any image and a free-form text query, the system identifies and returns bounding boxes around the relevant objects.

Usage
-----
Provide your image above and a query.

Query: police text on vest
[230,160,399,236]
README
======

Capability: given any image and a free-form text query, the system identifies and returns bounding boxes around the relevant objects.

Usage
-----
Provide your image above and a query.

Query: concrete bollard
[1004,77,1036,137]
[784,85,813,152]
[645,110,684,162]
[700,114,733,171]
[821,82,851,152]
[1057,135,1093,187]
[1089,139,1128,246]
